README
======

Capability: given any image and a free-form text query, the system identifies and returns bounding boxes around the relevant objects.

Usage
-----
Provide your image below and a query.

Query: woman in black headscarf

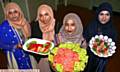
[83,2,117,72]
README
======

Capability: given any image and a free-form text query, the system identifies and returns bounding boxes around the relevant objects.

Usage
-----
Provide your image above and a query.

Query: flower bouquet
[89,35,116,57]
[48,43,88,72]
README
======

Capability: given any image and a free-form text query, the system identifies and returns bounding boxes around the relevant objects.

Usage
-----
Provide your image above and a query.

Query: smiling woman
[83,2,117,72]
[54,13,87,49]
[39,8,51,24]
[30,4,57,72]
[31,4,55,41]
[0,2,37,69]
[7,9,20,21]
[98,10,110,24]
[64,19,76,34]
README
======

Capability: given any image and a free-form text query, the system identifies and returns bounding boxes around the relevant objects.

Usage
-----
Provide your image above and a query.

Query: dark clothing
[96,2,112,17]
[84,20,117,43]
[84,20,117,72]
[30,20,61,62]
[0,49,8,69]
[83,2,117,72]
[30,21,42,39]
[30,21,44,62]
[30,21,61,38]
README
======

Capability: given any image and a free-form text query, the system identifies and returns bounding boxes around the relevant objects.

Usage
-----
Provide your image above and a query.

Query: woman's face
[64,19,76,34]
[7,9,20,21]
[98,10,110,24]
[39,10,51,24]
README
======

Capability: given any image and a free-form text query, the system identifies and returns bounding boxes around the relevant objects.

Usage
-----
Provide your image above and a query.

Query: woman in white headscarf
[54,13,87,48]
[0,2,37,69]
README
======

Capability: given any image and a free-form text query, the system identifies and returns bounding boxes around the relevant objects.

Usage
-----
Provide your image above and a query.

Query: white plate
[23,38,54,55]
[89,35,116,58]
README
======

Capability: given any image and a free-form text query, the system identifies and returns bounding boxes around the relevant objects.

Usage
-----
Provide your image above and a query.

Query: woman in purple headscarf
[54,13,87,48]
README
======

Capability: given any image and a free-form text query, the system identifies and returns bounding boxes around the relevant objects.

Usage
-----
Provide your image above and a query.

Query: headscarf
[4,2,31,38]
[96,2,112,17]
[36,4,55,41]
[83,2,117,42]
[96,2,117,40]
[59,13,86,47]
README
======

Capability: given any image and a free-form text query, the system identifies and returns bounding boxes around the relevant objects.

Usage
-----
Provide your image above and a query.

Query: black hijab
[84,2,117,42]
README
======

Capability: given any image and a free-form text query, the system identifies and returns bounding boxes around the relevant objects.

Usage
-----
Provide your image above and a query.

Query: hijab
[4,2,31,39]
[36,4,55,41]
[59,13,87,48]
[84,2,117,42]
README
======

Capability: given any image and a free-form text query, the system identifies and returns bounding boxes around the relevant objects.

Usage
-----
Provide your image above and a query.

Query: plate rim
[23,38,54,55]
[89,35,116,58]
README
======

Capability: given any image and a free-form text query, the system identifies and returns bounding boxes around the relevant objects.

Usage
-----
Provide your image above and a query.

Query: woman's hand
[16,44,22,48]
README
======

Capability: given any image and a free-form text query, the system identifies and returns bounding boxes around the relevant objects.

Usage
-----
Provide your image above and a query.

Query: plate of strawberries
[23,38,54,55]
[89,35,116,57]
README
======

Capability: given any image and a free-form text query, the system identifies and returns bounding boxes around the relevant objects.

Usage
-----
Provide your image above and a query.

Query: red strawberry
[28,44,37,50]
[43,42,51,52]
[104,48,108,52]
[35,44,43,52]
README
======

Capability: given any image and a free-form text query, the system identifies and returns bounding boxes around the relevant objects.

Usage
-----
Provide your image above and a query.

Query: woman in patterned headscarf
[54,13,87,48]
[0,2,37,69]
